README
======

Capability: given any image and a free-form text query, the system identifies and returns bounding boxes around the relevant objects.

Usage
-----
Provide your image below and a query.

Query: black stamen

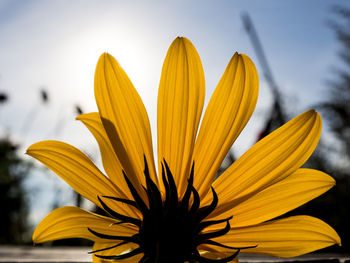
[95,247,143,260]
[201,239,257,250]
[189,185,200,216]
[98,196,141,227]
[102,195,139,209]
[122,170,149,213]
[180,162,195,212]
[196,187,218,222]
[163,159,178,206]
[198,215,233,232]
[143,156,163,213]
[88,241,128,254]
[196,220,231,243]
[87,228,139,243]
[161,162,171,209]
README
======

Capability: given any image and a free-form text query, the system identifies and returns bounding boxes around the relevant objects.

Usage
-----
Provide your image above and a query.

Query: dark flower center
[88,157,251,263]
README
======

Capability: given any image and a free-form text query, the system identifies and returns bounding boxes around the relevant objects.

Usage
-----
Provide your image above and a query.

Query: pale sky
[0,0,347,227]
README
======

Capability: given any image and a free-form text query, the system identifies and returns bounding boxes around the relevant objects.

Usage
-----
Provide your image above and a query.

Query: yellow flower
[27,37,340,262]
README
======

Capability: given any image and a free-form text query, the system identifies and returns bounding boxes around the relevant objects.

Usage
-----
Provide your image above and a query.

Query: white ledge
[0,246,349,263]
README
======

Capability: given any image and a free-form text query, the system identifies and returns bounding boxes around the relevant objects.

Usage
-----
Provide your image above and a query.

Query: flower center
[88,157,248,262]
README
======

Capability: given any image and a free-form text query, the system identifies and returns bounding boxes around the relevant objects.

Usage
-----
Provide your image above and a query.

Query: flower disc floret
[89,158,246,262]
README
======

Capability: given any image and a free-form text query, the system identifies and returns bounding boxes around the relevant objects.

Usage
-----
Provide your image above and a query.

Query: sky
[0,0,348,228]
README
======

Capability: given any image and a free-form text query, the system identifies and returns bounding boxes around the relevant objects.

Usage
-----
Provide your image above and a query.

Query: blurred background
[0,0,349,253]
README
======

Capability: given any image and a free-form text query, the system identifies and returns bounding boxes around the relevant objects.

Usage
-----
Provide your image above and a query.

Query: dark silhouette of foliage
[40,89,49,104]
[287,7,350,253]
[0,92,8,104]
[0,138,31,244]
[317,7,350,160]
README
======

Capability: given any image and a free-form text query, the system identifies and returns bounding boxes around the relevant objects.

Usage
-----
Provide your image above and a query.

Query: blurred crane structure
[241,12,287,140]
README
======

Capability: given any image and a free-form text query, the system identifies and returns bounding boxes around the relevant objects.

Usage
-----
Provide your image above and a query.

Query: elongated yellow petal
[157,37,205,194]
[197,243,239,262]
[94,53,157,195]
[192,53,258,197]
[26,140,139,218]
[211,110,321,211]
[213,216,341,257]
[197,248,239,263]
[33,206,137,244]
[92,242,142,263]
[77,112,133,200]
[210,169,335,227]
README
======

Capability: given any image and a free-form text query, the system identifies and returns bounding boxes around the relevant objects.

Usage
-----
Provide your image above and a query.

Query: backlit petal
[26,140,139,218]
[92,242,142,263]
[33,206,137,244]
[213,216,341,258]
[77,112,132,199]
[211,110,321,213]
[193,53,258,197]
[94,53,157,195]
[210,169,335,227]
[157,37,205,194]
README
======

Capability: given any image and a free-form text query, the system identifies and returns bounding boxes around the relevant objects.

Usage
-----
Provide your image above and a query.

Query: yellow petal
[94,53,157,194]
[33,206,137,244]
[213,215,341,258]
[198,249,239,263]
[210,169,335,227]
[92,242,142,263]
[197,244,239,263]
[211,110,321,210]
[157,37,205,194]
[76,112,133,200]
[192,53,258,197]
[26,140,139,218]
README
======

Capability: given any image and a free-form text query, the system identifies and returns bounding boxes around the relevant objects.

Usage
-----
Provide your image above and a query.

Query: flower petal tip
[307,109,318,118]
[172,36,193,47]
[32,229,40,245]
[75,113,86,121]
[26,141,44,155]
[333,232,342,247]
[25,145,35,155]
[97,52,114,65]
[338,239,342,246]
[326,222,342,247]
[320,171,336,187]
[100,52,109,57]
